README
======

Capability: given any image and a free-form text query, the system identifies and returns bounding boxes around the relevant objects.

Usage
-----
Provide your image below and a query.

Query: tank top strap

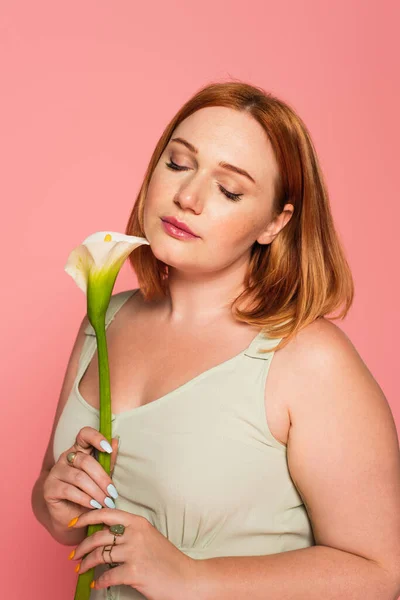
[84,288,139,336]
[243,330,283,359]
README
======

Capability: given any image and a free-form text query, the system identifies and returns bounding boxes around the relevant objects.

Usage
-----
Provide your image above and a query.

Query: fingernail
[100,440,113,454]
[90,581,96,589]
[68,549,75,560]
[90,499,102,509]
[68,516,79,528]
[104,496,115,509]
[116,434,121,449]
[107,483,118,499]
[75,563,81,573]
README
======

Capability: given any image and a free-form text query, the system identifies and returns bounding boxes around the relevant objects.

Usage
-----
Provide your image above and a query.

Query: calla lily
[64,231,150,599]
[65,231,150,320]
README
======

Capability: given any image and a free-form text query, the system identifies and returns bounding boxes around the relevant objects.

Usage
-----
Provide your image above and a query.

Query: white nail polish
[104,497,116,509]
[90,499,102,509]
[100,440,113,454]
[107,483,118,499]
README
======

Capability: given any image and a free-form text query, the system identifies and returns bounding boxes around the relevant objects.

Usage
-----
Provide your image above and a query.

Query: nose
[173,174,204,213]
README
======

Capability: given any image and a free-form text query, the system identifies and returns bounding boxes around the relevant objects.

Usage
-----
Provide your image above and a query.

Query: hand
[43,426,119,532]
[69,508,200,600]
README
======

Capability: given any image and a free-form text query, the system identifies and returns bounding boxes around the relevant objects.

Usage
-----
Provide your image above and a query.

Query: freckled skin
[143,106,293,279]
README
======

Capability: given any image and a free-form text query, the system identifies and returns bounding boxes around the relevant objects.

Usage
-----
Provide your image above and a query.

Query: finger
[92,563,132,590]
[46,473,102,512]
[72,528,124,563]
[68,507,139,529]
[62,452,118,508]
[78,543,126,576]
[55,467,116,511]
[110,438,119,475]
[72,426,114,457]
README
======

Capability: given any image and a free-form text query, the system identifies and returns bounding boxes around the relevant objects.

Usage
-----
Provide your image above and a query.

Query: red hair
[125,80,354,352]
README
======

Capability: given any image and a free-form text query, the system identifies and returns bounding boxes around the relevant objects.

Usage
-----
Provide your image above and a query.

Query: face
[143,106,292,276]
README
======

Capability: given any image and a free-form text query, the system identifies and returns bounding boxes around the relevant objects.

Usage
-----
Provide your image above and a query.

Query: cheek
[143,170,175,221]
[144,176,161,210]
[217,211,259,243]
[147,162,176,198]
[143,176,165,231]
[204,213,259,259]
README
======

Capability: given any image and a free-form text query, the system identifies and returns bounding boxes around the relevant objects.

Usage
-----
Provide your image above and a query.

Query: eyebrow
[170,137,257,185]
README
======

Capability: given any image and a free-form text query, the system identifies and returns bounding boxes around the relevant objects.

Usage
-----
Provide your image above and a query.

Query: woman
[31,82,400,600]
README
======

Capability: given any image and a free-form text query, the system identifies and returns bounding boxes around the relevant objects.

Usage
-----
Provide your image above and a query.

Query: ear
[256,203,294,246]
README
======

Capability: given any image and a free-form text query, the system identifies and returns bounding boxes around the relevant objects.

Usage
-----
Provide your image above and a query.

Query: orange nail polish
[68,549,75,560]
[90,581,95,588]
[74,563,81,573]
[68,516,79,528]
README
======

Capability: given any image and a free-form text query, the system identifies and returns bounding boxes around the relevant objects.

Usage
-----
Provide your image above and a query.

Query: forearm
[193,545,398,600]
[31,471,86,546]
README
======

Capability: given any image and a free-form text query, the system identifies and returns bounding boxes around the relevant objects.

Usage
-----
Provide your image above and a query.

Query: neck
[160,260,249,327]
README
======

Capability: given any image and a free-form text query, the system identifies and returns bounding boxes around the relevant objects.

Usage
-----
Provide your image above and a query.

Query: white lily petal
[64,244,94,294]
[90,240,139,277]
[81,232,149,268]
[64,231,150,294]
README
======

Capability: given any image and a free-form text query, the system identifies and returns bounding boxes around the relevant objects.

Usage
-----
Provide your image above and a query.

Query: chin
[147,236,177,263]
[154,246,202,272]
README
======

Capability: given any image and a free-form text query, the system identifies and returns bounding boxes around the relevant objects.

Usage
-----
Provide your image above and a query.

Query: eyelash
[165,159,243,202]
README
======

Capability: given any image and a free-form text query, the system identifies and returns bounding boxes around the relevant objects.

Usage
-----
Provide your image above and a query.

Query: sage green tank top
[53,289,315,600]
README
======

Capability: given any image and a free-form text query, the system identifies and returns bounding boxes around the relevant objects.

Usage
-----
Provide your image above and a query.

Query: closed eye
[165,159,243,202]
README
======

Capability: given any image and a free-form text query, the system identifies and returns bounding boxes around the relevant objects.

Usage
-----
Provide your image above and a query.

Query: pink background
[1,1,399,597]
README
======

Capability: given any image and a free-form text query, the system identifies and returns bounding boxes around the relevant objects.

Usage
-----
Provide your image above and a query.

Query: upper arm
[39,313,90,474]
[286,319,400,584]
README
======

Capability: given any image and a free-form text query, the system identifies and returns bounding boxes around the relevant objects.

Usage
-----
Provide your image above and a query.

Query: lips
[161,216,198,237]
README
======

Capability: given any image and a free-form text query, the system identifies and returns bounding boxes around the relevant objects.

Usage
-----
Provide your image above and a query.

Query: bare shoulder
[281,317,400,584]
[280,317,376,417]
[283,315,356,360]
[264,317,358,446]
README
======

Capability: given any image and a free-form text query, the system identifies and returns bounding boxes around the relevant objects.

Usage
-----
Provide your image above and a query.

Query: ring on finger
[102,524,125,568]
[66,452,78,466]
[102,543,120,569]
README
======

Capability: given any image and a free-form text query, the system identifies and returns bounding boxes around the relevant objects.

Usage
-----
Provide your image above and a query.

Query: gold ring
[66,452,77,466]
[102,544,119,568]
[102,544,113,565]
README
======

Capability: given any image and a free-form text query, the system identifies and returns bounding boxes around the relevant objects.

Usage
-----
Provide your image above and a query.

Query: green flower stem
[74,316,112,600]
